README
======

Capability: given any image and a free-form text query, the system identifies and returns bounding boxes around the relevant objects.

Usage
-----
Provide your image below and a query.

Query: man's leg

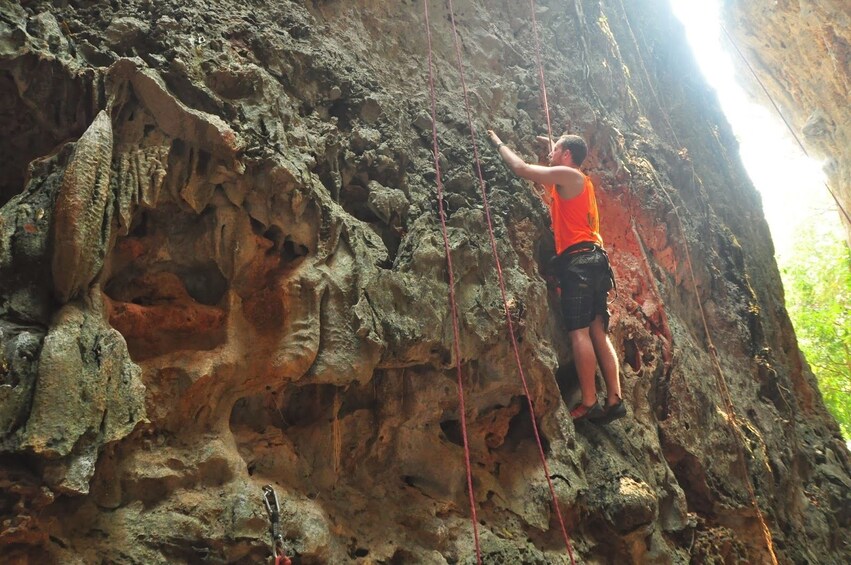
[589,314,621,405]
[569,327,598,407]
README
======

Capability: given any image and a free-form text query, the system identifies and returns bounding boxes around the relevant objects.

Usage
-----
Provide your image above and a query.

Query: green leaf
[779,222,851,439]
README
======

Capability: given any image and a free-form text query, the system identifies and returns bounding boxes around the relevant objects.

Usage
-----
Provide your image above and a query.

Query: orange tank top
[548,174,603,254]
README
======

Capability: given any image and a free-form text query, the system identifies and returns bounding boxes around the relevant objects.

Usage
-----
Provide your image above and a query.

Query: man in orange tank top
[487,130,625,423]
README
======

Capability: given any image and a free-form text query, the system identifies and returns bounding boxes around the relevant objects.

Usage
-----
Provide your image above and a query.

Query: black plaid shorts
[551,246,613,331]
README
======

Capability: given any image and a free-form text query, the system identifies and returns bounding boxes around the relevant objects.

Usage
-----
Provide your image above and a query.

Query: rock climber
[487,130,625,423]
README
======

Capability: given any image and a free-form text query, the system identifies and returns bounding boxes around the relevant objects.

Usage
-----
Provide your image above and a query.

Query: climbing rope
[443,0,577,561]
[719,23,851,228]
[422,1,482,562]
[529,0,554,149]
[615,2,779,562]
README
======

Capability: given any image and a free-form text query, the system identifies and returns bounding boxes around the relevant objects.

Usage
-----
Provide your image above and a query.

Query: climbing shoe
[570,401,603,421]
[589,399,626,425]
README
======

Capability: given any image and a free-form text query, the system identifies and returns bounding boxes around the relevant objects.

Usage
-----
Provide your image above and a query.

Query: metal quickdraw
[262,485,291,565]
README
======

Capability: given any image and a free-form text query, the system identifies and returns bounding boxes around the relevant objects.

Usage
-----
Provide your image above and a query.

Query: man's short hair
[557,135,587,167]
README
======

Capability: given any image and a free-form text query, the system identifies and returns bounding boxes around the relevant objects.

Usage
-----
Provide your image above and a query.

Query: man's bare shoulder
[553,166,585,200]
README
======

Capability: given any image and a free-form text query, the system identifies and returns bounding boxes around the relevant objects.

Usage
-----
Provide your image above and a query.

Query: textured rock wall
[724,0,851,242]
[1,0,849,563]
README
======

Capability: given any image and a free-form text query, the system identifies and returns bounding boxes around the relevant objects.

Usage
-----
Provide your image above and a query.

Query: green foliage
[780,222,851,439]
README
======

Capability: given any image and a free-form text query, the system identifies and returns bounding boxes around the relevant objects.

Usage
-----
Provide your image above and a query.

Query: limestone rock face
[51,110,114,304]
[0,0,848,563]
[724,0,851,241]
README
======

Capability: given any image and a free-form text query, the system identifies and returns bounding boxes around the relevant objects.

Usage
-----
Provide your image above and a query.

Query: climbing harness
[552,241,618,298]
[422,1,482,563]
[422,0,578,562]
[615,2,779,562]
[262,485,292,565]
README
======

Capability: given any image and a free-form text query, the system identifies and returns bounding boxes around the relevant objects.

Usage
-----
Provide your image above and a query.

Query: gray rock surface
[0,0,848,563]
[725,0,851,243]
